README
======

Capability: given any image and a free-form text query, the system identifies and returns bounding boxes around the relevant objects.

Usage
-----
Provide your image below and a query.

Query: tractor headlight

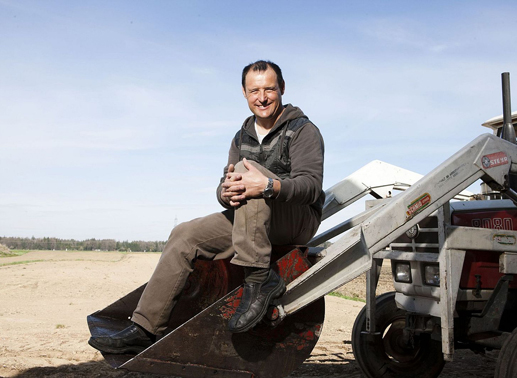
[394,262,412,283]
[424,265,440,286]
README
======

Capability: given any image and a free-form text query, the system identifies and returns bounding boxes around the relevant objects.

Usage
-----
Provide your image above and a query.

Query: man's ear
[280,83,285,95]
[242,86,247,98]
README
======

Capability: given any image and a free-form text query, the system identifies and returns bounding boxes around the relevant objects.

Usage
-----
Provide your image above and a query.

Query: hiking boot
[88,323,154,354]
[228,269,285,333]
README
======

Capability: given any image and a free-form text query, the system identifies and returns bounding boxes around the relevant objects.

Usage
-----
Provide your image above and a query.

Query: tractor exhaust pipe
[501,72,517,195]
[501,72,516,144]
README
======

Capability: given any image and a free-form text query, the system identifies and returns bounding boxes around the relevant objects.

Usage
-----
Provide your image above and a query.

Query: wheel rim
[383,318,422,364]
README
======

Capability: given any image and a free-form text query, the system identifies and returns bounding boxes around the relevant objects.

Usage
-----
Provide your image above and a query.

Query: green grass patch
[0,250,137,267]
[328,291,365,302]
[0,249,29,258]
[0,259,47,267]
[55,324,66,329]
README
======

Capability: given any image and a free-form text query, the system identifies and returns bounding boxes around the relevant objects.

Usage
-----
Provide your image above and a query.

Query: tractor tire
[351,292,445,378]
[495,327,517,378]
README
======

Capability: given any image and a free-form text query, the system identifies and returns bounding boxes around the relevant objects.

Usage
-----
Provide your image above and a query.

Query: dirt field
[0,251,498,378]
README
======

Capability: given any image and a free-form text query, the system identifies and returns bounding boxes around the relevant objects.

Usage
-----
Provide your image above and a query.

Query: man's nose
[258,91,267,102]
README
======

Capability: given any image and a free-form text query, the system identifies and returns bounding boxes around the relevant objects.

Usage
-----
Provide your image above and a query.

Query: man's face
[242,67,285,126]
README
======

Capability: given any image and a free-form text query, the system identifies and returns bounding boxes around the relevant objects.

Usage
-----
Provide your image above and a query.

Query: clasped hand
[221,158,268,207]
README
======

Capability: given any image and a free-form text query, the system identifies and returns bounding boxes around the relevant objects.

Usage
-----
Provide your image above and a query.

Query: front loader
[88,73,517,377]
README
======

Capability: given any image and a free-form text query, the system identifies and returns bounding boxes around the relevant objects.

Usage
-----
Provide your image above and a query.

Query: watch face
[264,178,274,198]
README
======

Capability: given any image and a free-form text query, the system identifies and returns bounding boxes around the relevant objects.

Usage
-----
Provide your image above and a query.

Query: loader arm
[281,133,517,315]
[311,160,472,247]
[321,160,424,221]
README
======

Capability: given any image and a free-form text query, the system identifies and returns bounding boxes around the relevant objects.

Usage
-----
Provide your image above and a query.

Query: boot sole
[88,338,149,355]
[229,278,286,333]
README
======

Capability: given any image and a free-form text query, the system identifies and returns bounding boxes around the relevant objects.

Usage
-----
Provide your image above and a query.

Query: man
[89,60,325,354]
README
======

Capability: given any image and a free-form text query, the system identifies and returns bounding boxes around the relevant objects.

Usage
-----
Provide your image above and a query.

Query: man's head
[241,60,285,91]
[241,60,285,128]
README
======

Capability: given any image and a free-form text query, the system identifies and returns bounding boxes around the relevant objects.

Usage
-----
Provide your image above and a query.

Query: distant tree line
[1,236,333,253]
[0,236,167,252]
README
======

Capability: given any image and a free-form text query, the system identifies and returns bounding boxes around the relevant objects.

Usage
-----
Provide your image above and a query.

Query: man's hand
[221,163,245,207]
[221,158,268,207]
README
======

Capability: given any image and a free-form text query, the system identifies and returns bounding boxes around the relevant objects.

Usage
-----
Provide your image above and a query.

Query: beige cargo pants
[132,161,321,335]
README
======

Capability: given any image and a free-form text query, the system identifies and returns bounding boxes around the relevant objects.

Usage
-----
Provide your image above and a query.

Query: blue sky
[1,1,516,241]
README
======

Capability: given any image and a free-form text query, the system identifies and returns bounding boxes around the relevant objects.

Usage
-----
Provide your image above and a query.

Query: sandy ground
[0,251,498,378]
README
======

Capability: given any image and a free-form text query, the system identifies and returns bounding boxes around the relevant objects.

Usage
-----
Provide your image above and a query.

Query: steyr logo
[481,152,509,169]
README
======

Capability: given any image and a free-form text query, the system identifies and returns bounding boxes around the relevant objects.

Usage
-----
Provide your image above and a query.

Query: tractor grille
[389,214,439,253]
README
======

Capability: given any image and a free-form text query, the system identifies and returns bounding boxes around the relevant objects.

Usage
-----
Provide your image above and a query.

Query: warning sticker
[481,152,509,169]
[406,193,431,219]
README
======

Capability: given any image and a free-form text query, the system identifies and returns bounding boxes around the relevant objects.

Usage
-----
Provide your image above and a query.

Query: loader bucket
[87,247,325,377]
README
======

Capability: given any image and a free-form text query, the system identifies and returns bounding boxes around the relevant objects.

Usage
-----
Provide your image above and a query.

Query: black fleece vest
[234,117,310,179]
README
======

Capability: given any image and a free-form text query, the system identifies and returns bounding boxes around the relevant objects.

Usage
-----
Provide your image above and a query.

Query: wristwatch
[263,178,275,198]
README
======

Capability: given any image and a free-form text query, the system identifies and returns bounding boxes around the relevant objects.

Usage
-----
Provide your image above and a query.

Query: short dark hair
[241,60,285,90]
